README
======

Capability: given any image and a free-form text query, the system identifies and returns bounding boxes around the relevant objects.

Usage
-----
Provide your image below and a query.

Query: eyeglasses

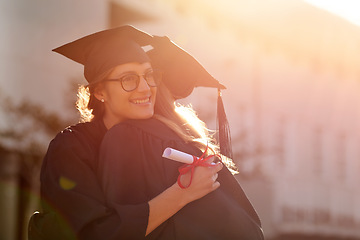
[103,69,162,92]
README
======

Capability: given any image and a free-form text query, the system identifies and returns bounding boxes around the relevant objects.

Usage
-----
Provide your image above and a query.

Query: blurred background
[1,0,360,239]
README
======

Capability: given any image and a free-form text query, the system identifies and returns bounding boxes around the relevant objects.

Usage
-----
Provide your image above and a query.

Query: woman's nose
[136,76,151,91]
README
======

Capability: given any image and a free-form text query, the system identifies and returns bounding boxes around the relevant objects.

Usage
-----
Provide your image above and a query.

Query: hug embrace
[28,25,264,240]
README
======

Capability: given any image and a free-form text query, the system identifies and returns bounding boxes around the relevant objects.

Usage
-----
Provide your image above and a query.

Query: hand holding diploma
[162,147,222,188]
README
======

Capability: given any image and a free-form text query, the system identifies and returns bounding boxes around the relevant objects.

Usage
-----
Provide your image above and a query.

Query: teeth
[132,97,150,104]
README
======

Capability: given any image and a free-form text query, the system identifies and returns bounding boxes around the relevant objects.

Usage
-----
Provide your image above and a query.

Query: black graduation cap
[52,26,151,85]
[53,25,232,159]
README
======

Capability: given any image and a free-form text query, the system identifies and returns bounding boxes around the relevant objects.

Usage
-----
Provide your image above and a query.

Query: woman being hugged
[29,26,264,240]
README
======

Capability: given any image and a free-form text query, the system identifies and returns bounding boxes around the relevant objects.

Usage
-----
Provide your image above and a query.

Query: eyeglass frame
[102,69,163,92]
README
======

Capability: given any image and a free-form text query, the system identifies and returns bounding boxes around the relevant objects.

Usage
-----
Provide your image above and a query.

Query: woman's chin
[133,110,154,120]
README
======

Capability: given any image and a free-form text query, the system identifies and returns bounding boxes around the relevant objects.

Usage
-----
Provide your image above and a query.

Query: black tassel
[217,89,233,159]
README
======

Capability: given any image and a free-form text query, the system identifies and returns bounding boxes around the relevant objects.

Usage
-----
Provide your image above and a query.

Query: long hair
[152,84,217,153]
[153,84,237,172]
[76,85,102,123]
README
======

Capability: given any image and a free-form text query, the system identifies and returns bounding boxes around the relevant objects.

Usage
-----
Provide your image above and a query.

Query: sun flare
[304,0,360,26]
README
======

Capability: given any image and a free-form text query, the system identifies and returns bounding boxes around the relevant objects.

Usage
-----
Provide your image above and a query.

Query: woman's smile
[130,96,152,105]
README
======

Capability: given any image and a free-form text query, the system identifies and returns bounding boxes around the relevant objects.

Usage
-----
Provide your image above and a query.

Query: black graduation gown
[98,118,264,240]
[37,119,116,239]
[34,118,264,240]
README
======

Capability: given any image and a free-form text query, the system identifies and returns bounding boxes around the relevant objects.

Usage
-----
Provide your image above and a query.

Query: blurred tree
[0,84,78,240]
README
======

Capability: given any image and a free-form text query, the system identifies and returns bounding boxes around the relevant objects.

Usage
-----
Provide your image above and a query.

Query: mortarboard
[53,25,233,159]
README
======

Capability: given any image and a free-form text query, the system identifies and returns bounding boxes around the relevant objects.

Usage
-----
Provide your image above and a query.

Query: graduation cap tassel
[217,89,233,160]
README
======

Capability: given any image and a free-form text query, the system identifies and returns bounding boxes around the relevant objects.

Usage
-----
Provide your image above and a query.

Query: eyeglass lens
[121,70,162,92]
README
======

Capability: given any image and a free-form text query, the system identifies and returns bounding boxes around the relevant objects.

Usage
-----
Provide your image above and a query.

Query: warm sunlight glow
[304,0,360,26]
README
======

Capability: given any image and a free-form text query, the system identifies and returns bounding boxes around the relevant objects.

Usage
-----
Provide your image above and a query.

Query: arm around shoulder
[40,130,149,239]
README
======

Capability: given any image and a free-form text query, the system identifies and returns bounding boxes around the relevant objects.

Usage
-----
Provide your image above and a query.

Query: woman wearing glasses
[30,26,264,240]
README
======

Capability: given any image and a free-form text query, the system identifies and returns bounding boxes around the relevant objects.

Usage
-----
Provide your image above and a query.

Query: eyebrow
[118,68,153,76]
[107,66,154,80]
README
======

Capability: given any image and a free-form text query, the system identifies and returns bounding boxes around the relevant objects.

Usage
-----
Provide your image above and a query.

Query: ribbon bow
[177,146,221,189]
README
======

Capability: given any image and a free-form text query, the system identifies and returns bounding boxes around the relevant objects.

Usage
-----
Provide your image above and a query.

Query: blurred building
[1,0,359,239]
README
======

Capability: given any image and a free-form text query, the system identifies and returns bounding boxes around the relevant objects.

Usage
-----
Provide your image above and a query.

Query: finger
[212,173,218,182]
[210,162,223,173]
[205,156,216,164]
[212,181,220,190]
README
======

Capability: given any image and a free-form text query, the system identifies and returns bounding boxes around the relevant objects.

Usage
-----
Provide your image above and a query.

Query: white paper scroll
[162,148,195,164]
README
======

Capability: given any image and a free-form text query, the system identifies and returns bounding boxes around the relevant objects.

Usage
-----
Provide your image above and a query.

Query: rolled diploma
[162,148,195,164]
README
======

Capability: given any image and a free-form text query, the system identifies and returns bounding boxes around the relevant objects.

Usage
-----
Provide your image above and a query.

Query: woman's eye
[145,72,154,79]
[121,74,138,82]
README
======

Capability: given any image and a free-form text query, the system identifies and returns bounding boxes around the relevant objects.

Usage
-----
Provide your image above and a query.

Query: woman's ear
[93,83,106,102]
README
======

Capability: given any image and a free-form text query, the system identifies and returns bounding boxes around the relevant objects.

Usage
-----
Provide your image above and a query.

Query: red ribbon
[177,146,221,189]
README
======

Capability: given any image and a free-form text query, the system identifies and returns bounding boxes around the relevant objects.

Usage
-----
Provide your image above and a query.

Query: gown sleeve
[39,127,149,240]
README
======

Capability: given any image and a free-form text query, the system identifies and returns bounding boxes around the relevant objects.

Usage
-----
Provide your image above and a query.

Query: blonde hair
[76,85,93,123]
[153,84,216,151]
